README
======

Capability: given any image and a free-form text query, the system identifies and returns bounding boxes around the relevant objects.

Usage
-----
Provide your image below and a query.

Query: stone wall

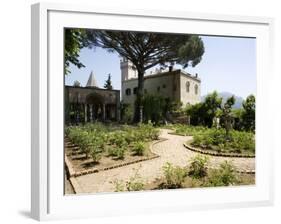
[121,69,201,110]
[121,70,181,106]
[65,86,120,123]
[179,74,201,106]
[67,86,119,105]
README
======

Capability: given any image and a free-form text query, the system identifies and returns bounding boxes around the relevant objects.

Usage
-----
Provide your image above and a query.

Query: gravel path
[65,175,75,194]
[71,129,255,194]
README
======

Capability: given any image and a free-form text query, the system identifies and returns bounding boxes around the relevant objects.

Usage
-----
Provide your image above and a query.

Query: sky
[65,35,256,99]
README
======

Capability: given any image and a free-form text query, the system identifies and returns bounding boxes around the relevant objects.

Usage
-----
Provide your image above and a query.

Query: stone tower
[120,58,138,82]
[86,71,99,87]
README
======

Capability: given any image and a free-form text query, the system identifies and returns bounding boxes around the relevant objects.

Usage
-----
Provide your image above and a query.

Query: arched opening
[85,93,105,121]
[186,81,190,92]
[195,84,198,95]
[125,88,131,95]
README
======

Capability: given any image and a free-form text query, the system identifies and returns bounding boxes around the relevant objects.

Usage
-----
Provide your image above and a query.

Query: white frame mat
[31,2,274,221]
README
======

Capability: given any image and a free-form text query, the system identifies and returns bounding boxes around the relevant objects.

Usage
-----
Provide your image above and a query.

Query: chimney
[168,66,173,72]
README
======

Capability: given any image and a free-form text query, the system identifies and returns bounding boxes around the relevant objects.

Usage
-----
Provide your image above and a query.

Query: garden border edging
[183,143,255,174]
[65,138,167,178]
[183,143,255,158]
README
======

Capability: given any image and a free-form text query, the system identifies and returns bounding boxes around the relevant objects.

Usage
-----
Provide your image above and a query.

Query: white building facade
[121,59,201,109]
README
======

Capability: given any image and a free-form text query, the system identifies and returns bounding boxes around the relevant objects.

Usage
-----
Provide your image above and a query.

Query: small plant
[191,128,255,155]
[172,124,207,136]
[107,146,126,160]
[113,179,125,192]
[116,147,126,159]
[162,162,186,188]
[124,131,135,145]
[137,122,160,141]
[131,141,146,156]
[126,168,145,191]
[207,161,237,187]
[126,177,144,191]
[145,121,160,140]
[109,131,128,148]
[113,169,144,192]
[89,146,102,163]
[188,155,209,179]
[78,131,91,158]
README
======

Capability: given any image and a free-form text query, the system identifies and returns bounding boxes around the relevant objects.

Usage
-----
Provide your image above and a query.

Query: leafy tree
[121,103,133,123]
[186,102,205,126]
[203,91,222,127]
[86,31,205,122]
[221,95,235,138]
[104,73,113,90]
[241,95,255,132]
[231,108,244,130]
[64,28,93,75]
[73,80,81,87]
[186,91,222,127]
[142,94,167,124]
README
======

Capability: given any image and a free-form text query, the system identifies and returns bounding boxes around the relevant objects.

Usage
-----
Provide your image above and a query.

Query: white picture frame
[31,2,274,221]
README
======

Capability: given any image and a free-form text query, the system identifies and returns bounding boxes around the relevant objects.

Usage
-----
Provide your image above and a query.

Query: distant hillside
[201,92,244,109]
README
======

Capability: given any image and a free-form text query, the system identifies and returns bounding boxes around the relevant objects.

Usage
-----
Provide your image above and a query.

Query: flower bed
[168,124,255,156]
[191,128,255,156]
[168,124,207,136]
[113,156,255,192]
[65,123,160,175]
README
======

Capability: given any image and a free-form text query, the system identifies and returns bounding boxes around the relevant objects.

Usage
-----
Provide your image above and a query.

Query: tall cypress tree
[104,73,113,90]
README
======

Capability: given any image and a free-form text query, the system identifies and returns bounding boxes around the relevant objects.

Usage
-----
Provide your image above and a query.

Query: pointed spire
[86,71,98,87]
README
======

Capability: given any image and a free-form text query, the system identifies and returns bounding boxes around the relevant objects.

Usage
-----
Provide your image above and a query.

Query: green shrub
[113,180,125,192]
[66,123,160,161]
[82,122,108,132]
[113,171,144,192]
[144,122,160,140]
[172,124,207,136]
[107,146,126,160]
[137,122,160,141]
[124,131,136,145]
[89,146,102,163]
[108,131,128,148]
[188,155,209,179]
[78,131,91,158]
[126,178,144,191]
[121,103,133,123]
[162,162,186,188]
[207,161,237,187]
[191,128,255,154]
[142,94,166,124]
[65,127,71,136]
[131,141,146,156]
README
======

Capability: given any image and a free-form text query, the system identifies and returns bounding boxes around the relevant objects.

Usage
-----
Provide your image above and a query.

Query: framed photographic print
[31,2,274,221]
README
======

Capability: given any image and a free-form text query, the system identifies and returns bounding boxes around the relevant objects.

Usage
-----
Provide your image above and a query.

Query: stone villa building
[65,71,120,124]
[120,58,201,110]
[65,59,201,124]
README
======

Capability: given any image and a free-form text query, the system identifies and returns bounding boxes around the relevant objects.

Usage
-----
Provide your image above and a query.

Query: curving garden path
[69,129,255,194]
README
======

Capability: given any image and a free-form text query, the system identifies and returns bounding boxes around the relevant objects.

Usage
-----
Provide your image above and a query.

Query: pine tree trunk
[134,70,144,123]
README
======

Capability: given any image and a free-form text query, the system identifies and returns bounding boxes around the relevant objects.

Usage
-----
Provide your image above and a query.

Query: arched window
[157,86,160,92]
[133,87,138,95]
[195,84,198,95]
[125,88,131,96]
[186,81,190,92]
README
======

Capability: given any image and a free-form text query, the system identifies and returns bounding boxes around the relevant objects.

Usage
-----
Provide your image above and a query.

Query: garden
[112,155,255,192]
[65,122,160,175]
[64,92,256,193]
[169,124,255,156]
